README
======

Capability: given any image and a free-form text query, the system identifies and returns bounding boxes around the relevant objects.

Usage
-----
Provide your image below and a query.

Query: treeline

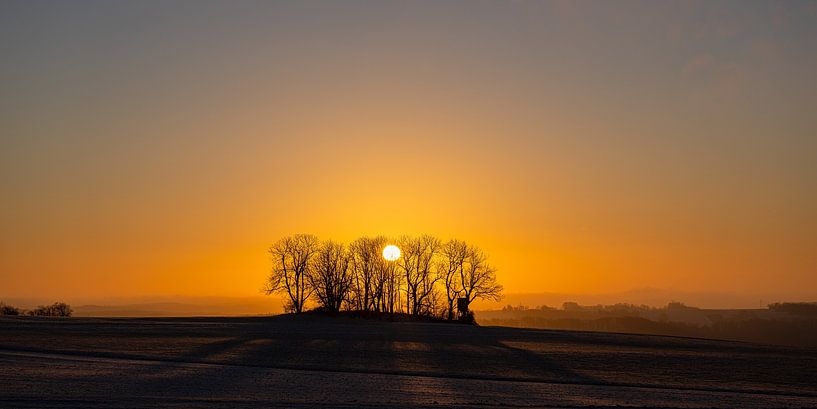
[0,301,73,317]
[265,234,502,320]
[502,301,698,320]
[768,302,817,316]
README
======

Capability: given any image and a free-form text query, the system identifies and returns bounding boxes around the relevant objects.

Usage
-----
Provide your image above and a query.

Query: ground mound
[288,309,469,324]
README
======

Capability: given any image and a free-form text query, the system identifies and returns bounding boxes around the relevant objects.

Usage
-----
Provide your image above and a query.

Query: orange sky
[1,2,815,304]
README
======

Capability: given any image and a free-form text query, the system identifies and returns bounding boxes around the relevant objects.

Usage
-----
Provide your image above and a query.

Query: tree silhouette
[459,245,502,312]
[379,251,401,313]
[398,235,441,315]
[308,240,353,312]
[264,233,502,319]
[439,239,468,320]
[29,302,72,317]
[265,234,319,313]
[349,236,388,312]
[0,302,21,316]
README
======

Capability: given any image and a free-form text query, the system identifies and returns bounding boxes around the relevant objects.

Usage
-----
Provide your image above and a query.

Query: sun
[382,245,401,261]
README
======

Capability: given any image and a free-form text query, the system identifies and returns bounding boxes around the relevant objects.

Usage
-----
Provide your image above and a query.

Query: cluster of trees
[0,302,20,315]
[0,302,73,317]
[265,234,502,319]
[768,302,817,316]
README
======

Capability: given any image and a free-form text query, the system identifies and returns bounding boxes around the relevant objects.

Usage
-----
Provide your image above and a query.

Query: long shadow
[373,321,602,408]
[127,336,259,398]
[120,317,409,405]
[411,321,599,384]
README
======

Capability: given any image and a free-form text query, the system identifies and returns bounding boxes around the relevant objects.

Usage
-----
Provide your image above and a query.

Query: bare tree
[415,235,441,315]
[418,267,444,317]
[308,240,353,312]
[380,254,402,313]
[396,235,418,313]
[28,302,72,317]
[349,236,388,312]
[265,234,319,313]
[0,302,22,316]
[460,245,503,312]
[398,234,441,315]
[439,239,468,320]
[370,239,394,313]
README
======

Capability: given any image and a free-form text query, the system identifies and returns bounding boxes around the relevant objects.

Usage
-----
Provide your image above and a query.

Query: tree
[308,240,353,312]
[265,234,319,313]
[0,302,21,316]
[29,302,72,317]
[398,234,441,315]
[349,236,388,312]
[439,239,468,320]
[379,252,402,313]
[459,245,502,313]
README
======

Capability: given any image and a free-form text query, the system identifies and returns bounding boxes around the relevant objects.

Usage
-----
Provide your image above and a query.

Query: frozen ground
[1,315,815,408]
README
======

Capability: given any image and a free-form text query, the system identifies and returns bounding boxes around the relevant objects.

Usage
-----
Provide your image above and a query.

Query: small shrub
[0,302,21,316]
[29,302,72,317]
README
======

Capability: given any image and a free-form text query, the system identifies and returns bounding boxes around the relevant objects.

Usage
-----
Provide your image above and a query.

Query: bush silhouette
[29,302,72,317]
[0,302,21,316]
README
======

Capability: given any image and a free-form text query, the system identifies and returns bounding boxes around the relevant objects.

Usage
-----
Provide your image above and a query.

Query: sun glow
[382,245,401,261]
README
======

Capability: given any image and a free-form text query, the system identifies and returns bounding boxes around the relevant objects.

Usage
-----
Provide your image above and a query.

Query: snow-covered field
[1,315,815,408]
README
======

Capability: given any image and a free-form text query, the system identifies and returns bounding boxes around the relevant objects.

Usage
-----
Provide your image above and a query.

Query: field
[1,315,816,408]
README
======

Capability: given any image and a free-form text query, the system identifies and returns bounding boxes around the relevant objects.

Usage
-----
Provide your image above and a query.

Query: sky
[1,1,815,305]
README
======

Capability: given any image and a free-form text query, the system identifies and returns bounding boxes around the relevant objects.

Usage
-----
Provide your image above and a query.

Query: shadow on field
[106,318,599,404]
[121,316,599,400]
